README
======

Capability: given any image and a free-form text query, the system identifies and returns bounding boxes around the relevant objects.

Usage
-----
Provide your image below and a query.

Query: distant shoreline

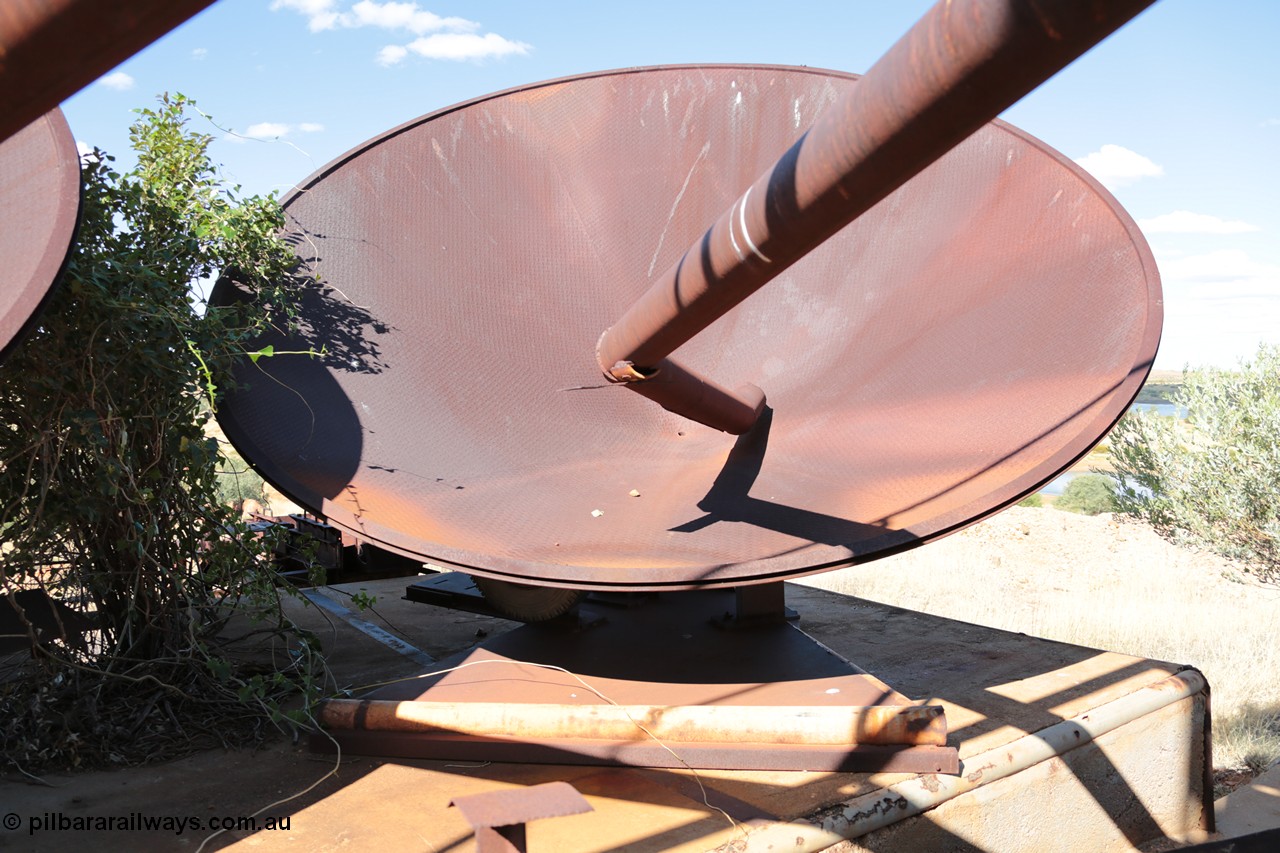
[1135,383,1179,405]
[1136,371,1184,405]
[1145,369,1186,384]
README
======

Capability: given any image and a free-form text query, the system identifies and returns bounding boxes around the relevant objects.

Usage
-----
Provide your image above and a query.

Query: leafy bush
[216,466,268,508]
[1017,493,1044,508]
[0,95,320,771]
[216,445,268,508]
[1109,344,1280,582]
[1055,473,1118,515]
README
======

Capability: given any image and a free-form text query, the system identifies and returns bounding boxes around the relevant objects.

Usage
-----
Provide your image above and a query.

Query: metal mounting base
[321,587,958,773]
[405,571,607,630]
[708,582,800,630]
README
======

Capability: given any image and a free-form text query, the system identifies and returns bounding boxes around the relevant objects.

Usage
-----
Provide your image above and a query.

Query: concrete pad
[1215,761,1280,838]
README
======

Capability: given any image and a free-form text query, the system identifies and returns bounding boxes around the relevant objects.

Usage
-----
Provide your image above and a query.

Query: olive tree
[1109,344,1280,582]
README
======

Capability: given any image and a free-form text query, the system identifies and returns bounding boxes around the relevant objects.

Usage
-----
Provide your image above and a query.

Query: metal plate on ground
[0,108,80,362]
[213,64,1161,590]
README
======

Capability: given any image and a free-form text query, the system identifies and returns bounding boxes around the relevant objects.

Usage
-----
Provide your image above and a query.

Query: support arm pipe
[596,0,1157,433]
[0,0,216,143]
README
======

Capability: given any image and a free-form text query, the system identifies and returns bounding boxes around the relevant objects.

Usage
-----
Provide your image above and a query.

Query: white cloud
[377,44,409,66]
[274,0,478,35]
[1260,118,1280,128]
[99,71,136,91]
[245,122,291,139]
[273,1,528,64]
[1139,210,1260,235]
[347,1,478,34]
[271,0,340,31]
[192,47,208,60]
[404,32,530,61]
[1153,248,1280,368]
[1073,144,1163,191]
[75,140,100,162]
[1159,249,1280,288]
[226,121,324,142]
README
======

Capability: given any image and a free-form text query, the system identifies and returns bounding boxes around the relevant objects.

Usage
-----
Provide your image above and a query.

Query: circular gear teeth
[474,577,584,623]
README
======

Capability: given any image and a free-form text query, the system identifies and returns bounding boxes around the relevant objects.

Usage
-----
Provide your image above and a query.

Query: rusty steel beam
[0,0,216,143]
[321,729,963,773]
[596,0,1158,433]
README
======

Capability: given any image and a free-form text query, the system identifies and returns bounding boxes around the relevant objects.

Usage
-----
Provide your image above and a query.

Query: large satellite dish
[0,109,80,362]
[213,64,1160,591]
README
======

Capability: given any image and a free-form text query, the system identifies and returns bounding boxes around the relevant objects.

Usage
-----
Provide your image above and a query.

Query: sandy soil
[938,505,1256,593]
[814,503,1276,611]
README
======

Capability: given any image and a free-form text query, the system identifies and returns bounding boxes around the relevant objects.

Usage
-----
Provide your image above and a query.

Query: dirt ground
[806,504,1278,626]
[923,505,1262,595]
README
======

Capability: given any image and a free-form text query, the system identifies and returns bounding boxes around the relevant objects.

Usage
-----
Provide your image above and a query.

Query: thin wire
[193,715,344,853]
[197,659,754,850]
[347,658,747,842]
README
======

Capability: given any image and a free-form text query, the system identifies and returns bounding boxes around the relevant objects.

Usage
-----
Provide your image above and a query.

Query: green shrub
[1109,344,1280,582]
[1055,473,1118,515]
[0,95,320,771]
[215,467,267,507]
[1017,493,1044,508]
[216,447,267,507]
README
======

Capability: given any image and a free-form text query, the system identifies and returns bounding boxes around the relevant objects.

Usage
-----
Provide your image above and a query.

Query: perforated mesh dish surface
[0,109,80,362]
[212,65,1161,590]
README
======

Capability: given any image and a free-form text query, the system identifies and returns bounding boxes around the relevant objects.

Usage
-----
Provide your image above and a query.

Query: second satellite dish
[0,109,81,363]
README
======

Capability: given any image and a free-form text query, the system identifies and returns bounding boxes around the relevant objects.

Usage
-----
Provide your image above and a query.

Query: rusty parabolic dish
[212,65,1161,591]
[0,108,80,362]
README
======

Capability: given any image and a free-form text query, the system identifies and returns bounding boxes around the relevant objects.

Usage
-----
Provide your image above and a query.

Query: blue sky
[62,0,1279,370]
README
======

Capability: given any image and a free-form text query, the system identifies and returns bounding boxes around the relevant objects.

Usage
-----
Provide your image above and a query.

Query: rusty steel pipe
[596,0,1157,433]
[319,698,949,746]
[0,0,216,143]
[618,356,766,435]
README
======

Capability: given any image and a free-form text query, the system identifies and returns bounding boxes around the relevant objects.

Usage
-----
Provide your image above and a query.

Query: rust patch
[966,761,997,783]
[449,780,591,828]
[826,795,911,830]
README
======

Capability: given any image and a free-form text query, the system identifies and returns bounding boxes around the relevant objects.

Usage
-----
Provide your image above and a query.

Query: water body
[1037,402,1185,495]
[1040,472,1079,496]
[1132,402,1188,418]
